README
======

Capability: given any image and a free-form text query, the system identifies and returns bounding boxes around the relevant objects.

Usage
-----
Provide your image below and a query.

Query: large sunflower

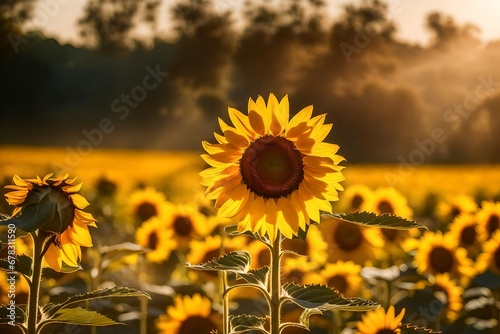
[200,94,345,241]
[448,213,484,258]
[476,231,500,275]
[318,217,383,265]
[476,200,500,240]
[414,231,474,285]
[156,294,220,334]
[135,217,176,263]
[355,306,405,334]
[4,174,96,272]
[304,260,362,297]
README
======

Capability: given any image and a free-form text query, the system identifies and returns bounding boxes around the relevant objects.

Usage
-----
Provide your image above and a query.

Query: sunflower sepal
[323,211,428,230]
[399,323,442,333]
[0,253,33,278]
[228,314,267,334]
[282,282,380,311]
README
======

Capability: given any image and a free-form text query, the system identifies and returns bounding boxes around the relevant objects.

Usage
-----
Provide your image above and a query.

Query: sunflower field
[1,94,500,334]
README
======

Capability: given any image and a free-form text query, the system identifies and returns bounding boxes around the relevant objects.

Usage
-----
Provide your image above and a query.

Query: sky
[28,0,500,45]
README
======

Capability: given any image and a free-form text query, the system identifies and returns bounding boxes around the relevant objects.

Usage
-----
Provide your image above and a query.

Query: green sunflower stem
[219,224,229,334]
[27,231,50,334]
[270,235,282,334]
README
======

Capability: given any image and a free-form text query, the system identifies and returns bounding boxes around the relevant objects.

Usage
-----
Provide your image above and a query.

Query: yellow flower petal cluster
[356,306,405,334]
[5,174,96,272]
[200,93,344,241]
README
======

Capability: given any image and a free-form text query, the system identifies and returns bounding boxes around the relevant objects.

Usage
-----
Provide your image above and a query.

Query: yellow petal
[70,193,90,209]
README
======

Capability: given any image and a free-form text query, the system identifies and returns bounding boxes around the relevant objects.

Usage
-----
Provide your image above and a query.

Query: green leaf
[187,251,251,273]
[43,286,151,317]
[101,242,148,268]
[283,283,379,311]
[400,324,442,333]
[0,254,33,277]
[225,225,270,245]
[40,307,121,327]
[323,211,427,230]
[236,266,269,288]
[0,304,27,325]
[229,314,267,334]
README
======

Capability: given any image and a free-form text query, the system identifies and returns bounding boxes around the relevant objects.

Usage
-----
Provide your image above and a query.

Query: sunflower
[414,231,474,285]
[200,93,345,241]
[476,231,500,275]
[436,194,477,223]
[337,184,373,213]
[281,224,328,266]
[304,260,362,297]
[282,256,318,284]
[476,200,500,240]
[129,187,168,223]
[156,294,221,334]
[135,217,176,263]
[318,217,383,265]
[4,174,96,272]
[420,273,463,322]
[355,306,405,334]
[165,203,210,251]
[448,213,485,258]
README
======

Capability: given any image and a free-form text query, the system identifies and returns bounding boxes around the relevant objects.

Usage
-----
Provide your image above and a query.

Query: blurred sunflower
[247,239,271,269]
[200,93,345,241]
[135,217,175,263]
[318,217,383,265]
[187,235,247,279]
[362,187,413,219]
[156,294,220,334]
[414,231,474,285]
[281,225,328,266]
[476,231,500,275]
[420,273,463,322]
[129,187,168,223]
[436,194,477,223]
[355,306,405,334]
[165,203,210,250]
[338,184,373,213]
[305,260,362,297]
[4,174,96,272]
[0,271,29,304]
[282,256,318,284]
[448,214,484,258]
[476,201,500,240]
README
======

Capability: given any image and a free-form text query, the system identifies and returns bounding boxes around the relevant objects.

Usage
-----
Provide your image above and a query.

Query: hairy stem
[270,235,282,334]
[27,231,49,334]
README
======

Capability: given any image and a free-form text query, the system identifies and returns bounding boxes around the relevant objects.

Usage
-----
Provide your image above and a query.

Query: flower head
[355,306,405,334]
[200,94,344,241]
[4,174,96,272]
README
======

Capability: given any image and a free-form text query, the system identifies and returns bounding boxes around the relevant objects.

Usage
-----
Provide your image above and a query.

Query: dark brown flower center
[202,248,223,278]
[240,135,304,198]
[136,202,157,221]
[381,229,399,242]
[96,177,117,196]
[493,246,500,271]
[376,329,398,334]
[460,226,476,245]
[334,222,363,251]
[450,206,461,218]
[178,315,217,334]
[257,249,270,267]
[284,269,304,284]
[282,238,308,256]
[327,275,348,294]
[173,215,193,237]
[487,214,499,237]
[147,232,159,250]
[429,246,454,273]
[351,194,363,211]
[378,200,394,215]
